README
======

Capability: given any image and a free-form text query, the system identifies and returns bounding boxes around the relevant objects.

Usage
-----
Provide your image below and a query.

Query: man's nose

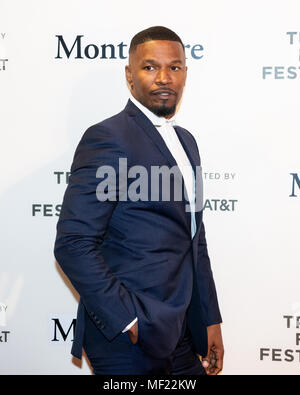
[155,68,171,85]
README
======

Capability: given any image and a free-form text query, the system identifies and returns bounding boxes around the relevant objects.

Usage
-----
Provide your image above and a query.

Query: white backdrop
[1,0,300,375]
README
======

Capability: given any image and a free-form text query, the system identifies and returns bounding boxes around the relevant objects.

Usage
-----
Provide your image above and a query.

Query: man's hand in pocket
[128,321,138,344]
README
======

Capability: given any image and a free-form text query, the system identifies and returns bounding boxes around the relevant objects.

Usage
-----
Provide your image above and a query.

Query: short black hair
[129,26,185,54]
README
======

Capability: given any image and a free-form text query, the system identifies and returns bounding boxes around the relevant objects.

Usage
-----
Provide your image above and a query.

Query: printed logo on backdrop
[0,273,24,344]
[260,310,300,364]
[262,32,300,79]
[0,304,10,344]
[50,315,76,344]
[31,171,70,217]
[32,170,238,217]
[55,35,204,60]
[289,173,300,197]
[0,32,8,71]
[203,171,238,212]
[32,169,238,217]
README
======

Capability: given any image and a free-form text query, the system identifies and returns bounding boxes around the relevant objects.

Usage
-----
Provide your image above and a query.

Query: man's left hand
[201,324,224,375]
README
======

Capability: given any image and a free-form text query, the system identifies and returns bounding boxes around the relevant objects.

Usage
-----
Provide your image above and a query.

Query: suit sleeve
[186,129,222,326]
[54,124,137,341]
[196,221,222,326]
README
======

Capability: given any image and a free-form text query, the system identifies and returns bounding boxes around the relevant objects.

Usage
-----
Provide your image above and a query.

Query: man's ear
[125,65,133,90]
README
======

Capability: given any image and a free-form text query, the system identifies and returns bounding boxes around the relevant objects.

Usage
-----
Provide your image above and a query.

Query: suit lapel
[174,126,203,237]
[173,126,198,177]
[125,100,178,169]
[124,99,202,237]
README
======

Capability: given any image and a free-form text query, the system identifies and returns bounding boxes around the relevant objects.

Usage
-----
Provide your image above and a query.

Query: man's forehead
[130,40,185,62]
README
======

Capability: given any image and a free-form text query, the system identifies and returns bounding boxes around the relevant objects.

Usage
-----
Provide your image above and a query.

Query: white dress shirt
[121,95,197,333]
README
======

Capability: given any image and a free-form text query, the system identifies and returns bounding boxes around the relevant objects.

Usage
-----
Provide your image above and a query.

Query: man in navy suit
[54,26,224,375]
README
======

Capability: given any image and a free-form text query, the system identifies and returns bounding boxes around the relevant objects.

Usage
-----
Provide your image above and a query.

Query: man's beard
[150,103,176,117]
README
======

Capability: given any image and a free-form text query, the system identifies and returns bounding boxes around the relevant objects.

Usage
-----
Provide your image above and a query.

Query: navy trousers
[83,314,206,375]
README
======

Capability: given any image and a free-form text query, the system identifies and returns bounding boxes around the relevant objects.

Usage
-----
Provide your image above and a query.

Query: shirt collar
[129,94,176,127]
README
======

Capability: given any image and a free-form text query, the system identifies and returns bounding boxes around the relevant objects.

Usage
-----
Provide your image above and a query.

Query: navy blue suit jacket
[54,99,222,360]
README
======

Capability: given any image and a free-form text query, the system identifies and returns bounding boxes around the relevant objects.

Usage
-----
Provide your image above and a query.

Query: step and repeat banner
[1,0,300,375]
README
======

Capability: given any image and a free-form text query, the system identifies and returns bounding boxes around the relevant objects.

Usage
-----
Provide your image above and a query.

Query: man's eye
[144,66,154,71]
[171,66,180,71]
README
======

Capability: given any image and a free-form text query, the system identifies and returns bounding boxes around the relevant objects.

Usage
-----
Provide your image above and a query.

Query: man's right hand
[128,321,138,344]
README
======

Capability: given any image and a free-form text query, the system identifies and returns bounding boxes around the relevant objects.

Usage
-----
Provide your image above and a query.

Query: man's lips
[150,89,176,98]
